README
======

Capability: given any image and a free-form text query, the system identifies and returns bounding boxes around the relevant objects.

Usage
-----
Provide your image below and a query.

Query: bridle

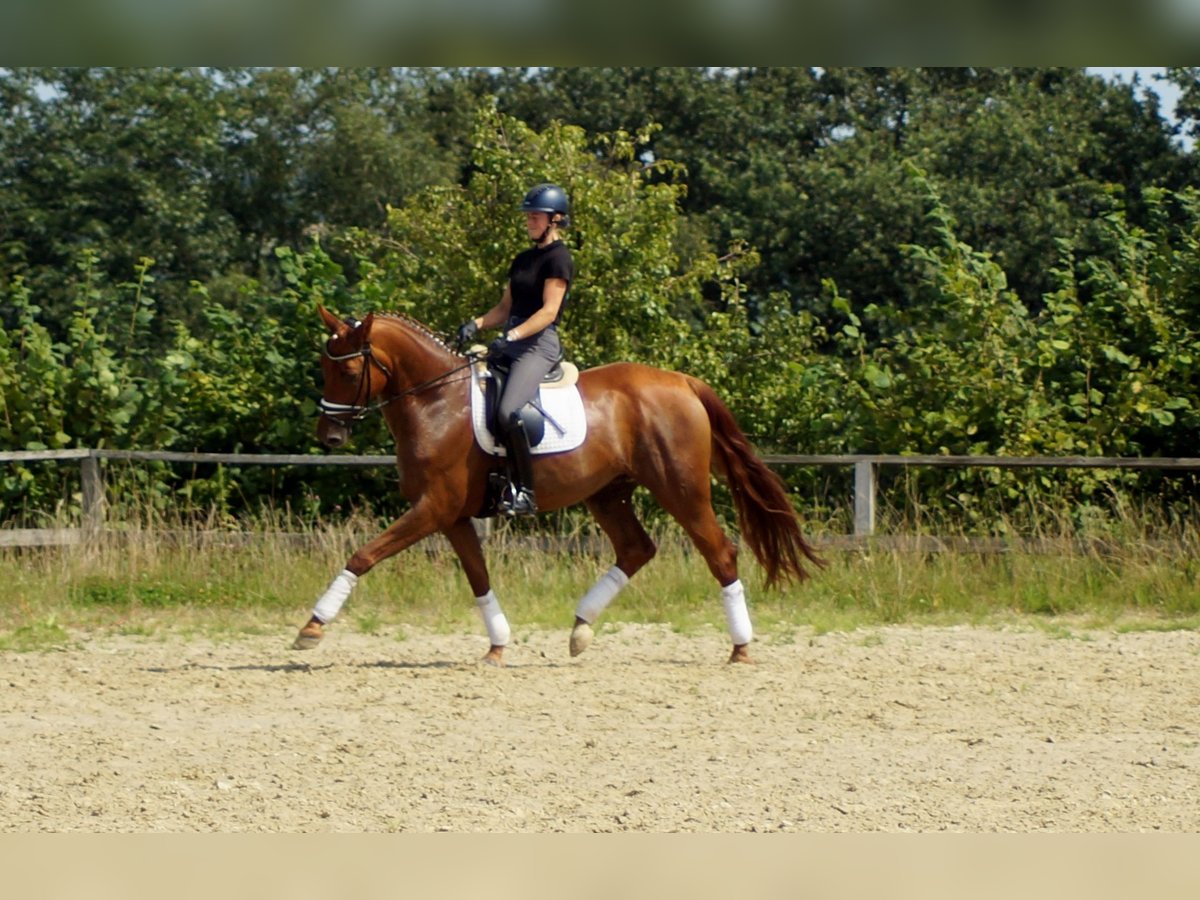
[318,341,394,423]
[318,336,475,425]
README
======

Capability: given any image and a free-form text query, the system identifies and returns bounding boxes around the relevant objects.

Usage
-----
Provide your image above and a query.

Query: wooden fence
[761,452,1200,537]
[3,448,1200,548]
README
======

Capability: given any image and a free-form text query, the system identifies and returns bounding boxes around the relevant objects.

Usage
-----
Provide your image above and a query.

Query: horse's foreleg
[292,505,439,650]
[444,518,509,666]
[292,567,359,649]
[572,482,658,656]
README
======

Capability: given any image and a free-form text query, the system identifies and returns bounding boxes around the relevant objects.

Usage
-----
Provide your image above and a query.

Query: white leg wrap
[476,590,511,647]
[721,579,753,645]
[575,565,630,624]
[312,569,358,624]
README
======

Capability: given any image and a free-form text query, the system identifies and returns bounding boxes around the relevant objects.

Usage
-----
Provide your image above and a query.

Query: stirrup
[499,485,537,516]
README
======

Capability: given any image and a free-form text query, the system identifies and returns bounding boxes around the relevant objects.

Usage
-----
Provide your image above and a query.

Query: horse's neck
[377,316,460,385]
[374,318,467,454]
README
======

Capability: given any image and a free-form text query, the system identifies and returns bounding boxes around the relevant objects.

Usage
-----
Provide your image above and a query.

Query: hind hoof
[292,620,324,650]
[729,643,755,664]
[481,645,506,667]
[569,621,594,657]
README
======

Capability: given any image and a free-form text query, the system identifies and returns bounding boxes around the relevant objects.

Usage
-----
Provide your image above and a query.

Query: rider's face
[525,211,552,239]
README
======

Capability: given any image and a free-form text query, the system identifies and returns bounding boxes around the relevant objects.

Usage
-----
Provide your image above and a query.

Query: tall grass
[2,498,1199,650]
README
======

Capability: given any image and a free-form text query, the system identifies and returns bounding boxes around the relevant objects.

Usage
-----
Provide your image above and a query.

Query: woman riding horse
[298,308,823,665]
[295,183,823,664]
[456,183,574,516]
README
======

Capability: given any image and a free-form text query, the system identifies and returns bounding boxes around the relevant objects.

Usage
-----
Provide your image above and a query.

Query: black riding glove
[488,336,510,358]
[456,320,478,346]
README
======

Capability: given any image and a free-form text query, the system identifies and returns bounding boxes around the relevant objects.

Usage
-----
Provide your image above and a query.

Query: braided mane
[373,312,461,356]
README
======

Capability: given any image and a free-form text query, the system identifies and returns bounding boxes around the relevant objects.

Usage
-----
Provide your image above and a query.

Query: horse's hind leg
[571,478,658,656]
[444,518,510,667]
[644,474,754,663]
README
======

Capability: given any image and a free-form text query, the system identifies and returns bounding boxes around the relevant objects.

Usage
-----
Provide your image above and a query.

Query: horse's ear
[360,313,375,340]
[317,304,344,336]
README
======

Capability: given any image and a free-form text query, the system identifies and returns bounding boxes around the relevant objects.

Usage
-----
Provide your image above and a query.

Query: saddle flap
[469,361,588,457]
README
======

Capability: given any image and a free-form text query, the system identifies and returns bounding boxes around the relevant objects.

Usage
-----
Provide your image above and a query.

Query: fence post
[853,460,876,536]
[81,452,105,539]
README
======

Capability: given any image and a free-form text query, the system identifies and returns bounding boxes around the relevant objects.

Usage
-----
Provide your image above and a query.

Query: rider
[457,183,574,516]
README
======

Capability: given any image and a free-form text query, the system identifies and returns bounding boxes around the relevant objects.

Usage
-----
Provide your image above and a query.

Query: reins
[318,339,475,423]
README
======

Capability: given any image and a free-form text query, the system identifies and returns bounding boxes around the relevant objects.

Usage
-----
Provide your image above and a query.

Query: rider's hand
[487,336,509,358]
[456,320,478,346]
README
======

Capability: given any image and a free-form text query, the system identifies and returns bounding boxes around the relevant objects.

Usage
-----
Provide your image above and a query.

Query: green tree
[341,103,741,372]
[1039,187,1200,460]
[1,68,238,332]
[491,67,1189,323]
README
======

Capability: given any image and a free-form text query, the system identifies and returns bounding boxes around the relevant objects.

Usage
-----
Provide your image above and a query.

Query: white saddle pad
[470,367,587,456]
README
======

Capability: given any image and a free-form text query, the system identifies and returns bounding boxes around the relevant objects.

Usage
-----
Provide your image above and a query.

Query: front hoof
[728,643,755,664]
[569,620,593,657]
[481,645,506,667]
[292,619,324,651]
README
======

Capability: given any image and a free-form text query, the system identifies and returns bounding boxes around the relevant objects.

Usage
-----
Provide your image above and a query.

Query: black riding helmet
[520,183,570,226]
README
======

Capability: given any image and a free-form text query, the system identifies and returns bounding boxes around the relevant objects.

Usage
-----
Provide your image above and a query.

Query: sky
[1088,66,1191,149]
[1088,66,1181,119]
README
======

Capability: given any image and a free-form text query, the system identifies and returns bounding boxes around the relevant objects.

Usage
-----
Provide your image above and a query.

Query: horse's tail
[687,377,825,587]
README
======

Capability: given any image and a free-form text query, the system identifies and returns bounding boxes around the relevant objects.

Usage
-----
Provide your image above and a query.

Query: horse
[293,305,823,664]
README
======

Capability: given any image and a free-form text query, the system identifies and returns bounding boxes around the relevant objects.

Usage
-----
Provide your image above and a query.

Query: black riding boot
[500,412,537,516]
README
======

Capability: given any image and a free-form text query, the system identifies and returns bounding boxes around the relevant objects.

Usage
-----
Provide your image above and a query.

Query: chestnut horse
[293,306,821,664]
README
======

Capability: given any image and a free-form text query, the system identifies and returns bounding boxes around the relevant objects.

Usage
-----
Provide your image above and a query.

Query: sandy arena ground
[1,623,1197,832]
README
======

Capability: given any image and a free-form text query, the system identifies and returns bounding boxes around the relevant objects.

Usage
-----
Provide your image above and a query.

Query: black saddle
[482,356,567,448]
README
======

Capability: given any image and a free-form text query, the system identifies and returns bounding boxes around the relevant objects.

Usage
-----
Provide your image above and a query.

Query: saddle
[468,349,585,520]
[470,348,579,447]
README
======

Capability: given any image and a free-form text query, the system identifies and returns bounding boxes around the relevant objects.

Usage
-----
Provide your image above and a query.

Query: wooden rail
[3,449,1200,547]
[760,453,1200,537]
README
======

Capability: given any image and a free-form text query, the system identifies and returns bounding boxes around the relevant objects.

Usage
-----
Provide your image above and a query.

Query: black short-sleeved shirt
[507,240,573,324]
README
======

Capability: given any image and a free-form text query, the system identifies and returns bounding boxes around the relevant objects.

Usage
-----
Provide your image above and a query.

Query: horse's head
[315,305,390,449]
